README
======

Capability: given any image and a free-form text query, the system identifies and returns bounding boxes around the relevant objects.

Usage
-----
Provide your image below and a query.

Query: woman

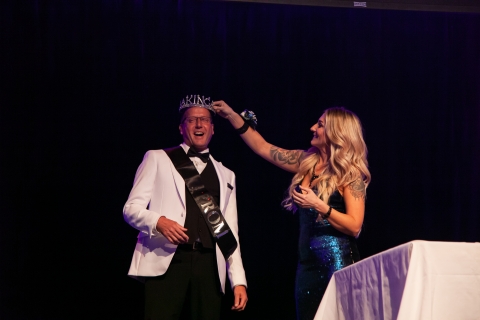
[212,101,371,320]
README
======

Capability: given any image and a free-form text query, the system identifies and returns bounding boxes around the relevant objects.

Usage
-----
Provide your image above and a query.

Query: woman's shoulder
[339,177,367,201]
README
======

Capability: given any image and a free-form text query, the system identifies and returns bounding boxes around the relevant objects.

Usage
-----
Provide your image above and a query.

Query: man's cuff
[232,284,248,290]
[151,216,163,236]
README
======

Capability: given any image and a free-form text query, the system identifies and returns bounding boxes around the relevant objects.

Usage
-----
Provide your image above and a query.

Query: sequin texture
[295,190,360,320]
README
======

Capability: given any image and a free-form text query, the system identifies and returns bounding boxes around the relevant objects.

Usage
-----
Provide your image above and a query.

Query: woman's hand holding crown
[212,100,235,118]
[212,100,247,130]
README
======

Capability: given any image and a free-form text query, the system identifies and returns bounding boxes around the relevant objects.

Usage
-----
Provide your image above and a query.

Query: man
[123,95,247,320]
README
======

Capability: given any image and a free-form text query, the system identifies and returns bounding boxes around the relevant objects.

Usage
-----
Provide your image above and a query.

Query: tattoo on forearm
[270,146,303,166]
[349,179,366,200]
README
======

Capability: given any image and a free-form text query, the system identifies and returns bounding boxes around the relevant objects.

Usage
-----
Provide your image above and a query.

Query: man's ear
[211,124,214,135]
[179,124,183,135]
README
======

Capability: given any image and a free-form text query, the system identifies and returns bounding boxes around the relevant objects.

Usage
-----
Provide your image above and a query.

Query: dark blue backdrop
[2,1,479,319]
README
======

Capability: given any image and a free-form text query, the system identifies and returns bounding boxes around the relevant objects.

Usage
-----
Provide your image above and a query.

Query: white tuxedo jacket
[123,148,247,292]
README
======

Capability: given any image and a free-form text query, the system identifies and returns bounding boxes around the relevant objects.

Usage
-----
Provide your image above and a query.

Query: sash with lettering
[164,146,238,259]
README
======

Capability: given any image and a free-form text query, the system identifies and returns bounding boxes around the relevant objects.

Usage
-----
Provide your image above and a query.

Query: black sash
[164,146,238,260]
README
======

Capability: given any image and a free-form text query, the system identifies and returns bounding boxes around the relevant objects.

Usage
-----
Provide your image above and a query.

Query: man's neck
[181,142,209,153]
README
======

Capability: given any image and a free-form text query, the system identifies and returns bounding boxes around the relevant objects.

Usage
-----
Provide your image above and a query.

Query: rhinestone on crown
[179,95,215,114]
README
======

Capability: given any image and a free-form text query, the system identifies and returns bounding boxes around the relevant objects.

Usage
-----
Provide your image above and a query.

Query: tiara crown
[179,95,215,114]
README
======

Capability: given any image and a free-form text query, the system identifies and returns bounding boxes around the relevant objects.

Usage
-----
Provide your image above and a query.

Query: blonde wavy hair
[282,107,371,211]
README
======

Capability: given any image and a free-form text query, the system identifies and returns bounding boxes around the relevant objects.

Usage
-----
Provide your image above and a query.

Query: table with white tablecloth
[314,240,480,320]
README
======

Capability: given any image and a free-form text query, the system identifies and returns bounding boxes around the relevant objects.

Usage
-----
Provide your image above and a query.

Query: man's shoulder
[144,149,166,155]
[142,149,170,160]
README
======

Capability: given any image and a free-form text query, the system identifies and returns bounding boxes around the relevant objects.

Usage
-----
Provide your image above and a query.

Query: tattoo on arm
[348,179,366,200]
[269,146,304,166]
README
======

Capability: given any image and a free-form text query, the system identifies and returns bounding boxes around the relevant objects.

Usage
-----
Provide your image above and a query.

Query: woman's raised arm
[213,100,305,173]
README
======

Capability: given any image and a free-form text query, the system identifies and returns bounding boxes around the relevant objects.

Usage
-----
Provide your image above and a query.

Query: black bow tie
[187,148,210,163]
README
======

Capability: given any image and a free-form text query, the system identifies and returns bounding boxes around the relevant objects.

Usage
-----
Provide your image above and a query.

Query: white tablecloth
[314,240,480,320]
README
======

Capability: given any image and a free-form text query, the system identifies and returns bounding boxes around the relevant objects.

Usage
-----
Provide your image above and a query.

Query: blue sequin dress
[295,190,360,320]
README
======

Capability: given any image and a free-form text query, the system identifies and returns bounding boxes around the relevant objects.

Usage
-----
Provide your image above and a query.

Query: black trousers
[144,246,223,320]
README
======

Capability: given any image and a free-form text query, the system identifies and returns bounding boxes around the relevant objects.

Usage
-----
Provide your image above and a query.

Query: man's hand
[156,216,189,244]
[231,285,248,311]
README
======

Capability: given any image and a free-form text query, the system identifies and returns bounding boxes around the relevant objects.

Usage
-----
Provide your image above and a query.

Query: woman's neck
[307,149,328,187]
[313,146,328,164]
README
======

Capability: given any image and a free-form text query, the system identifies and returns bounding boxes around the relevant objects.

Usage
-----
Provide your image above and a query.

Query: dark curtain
[2,1,479,319]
